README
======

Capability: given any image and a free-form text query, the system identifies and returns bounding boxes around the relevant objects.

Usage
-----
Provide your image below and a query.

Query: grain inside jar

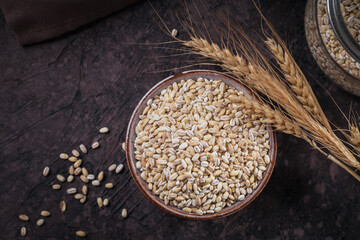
[317,0,360,78]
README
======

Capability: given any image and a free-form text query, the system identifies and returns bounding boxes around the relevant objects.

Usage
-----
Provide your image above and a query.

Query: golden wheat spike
[343,124,360,155]
[264,38,331,130]
[239,96,360,181]
[239,97,306,138]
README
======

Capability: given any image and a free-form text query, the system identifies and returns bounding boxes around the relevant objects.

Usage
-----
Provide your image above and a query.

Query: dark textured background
[0,0,359,239]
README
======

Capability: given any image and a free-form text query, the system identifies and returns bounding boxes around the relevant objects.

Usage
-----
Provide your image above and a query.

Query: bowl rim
[126,69,277,220]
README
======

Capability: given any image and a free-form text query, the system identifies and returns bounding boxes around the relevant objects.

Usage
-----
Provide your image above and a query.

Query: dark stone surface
[0,0,359,239]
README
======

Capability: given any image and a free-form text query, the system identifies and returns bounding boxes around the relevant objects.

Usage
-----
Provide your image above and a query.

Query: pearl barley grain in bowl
[126,70,276,220]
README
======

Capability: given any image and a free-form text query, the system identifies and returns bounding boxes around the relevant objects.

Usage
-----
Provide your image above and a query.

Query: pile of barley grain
[134,78,270,215]
[19,127,128,238]
[318,0,360,78]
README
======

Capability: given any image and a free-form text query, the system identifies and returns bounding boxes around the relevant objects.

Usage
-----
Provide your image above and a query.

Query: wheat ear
[238,97,306,138]
[347,125,360,146]
[264,38,331,130]
[343,124,360,156]
[184,37,251,77]
[239,96,360,181]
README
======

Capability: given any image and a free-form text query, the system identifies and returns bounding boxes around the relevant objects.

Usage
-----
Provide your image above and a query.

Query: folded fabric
[0,0,139,45]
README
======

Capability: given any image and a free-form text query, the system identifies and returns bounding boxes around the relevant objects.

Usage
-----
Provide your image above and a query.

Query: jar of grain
[305,0,360,95]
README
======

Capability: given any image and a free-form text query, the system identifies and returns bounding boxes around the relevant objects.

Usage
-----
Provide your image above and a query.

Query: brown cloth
[0,0,139,45]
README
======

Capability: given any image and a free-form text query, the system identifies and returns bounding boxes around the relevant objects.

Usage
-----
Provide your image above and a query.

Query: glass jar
[305,0,360,95]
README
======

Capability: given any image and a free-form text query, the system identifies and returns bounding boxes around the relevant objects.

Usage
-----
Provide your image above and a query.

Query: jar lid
[327,0,360,63]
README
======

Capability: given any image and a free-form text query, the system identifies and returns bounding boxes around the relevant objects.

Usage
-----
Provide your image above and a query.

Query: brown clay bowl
[126,70,277,220]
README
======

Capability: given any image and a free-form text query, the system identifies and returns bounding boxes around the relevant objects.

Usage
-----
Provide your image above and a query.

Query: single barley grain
[79,144,87,153]
[80,175,89,183]
[59,153,69,159]
[41,211,51,217]
[72,149,80,157]
[82,168,88,177]
[19,215,29,221]
[60,201,66,213]
[20,227,26,237]
[92,142,99,149]
[183,207,192,213]
[75,193,84,200]
[97,171,104,181]
[67,175,74,182]
[82,185,88,195]
[52,184,61,190]
[67,188,77,194]
[121,208,127,218]
[36,219,44,226]
[108,164,116,171]
[99,127,109,134]
[57,174,65,182]
[68,156,78,163]
[97,197,103,207]
[74,159,82,168]
[87,174,95,180]
[43,166,50,176]
[92,180,100,186]
[122,142,126,151]
[115,164,124,173]
[103,198,109,206]
[76,231,86,237]
[80,196,87,204]
[171,28,178,37]
[74,167,82,175]
[69,165,75,175]
[264,155,270,164]
[105,183,113,189]
[193,209,203,215]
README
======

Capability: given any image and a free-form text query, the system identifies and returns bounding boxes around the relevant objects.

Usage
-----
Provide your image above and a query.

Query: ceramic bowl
[126,70,277,220]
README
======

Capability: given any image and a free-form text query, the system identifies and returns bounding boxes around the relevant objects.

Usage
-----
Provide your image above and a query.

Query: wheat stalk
[264,38,331,130]
[182,36,360,179]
